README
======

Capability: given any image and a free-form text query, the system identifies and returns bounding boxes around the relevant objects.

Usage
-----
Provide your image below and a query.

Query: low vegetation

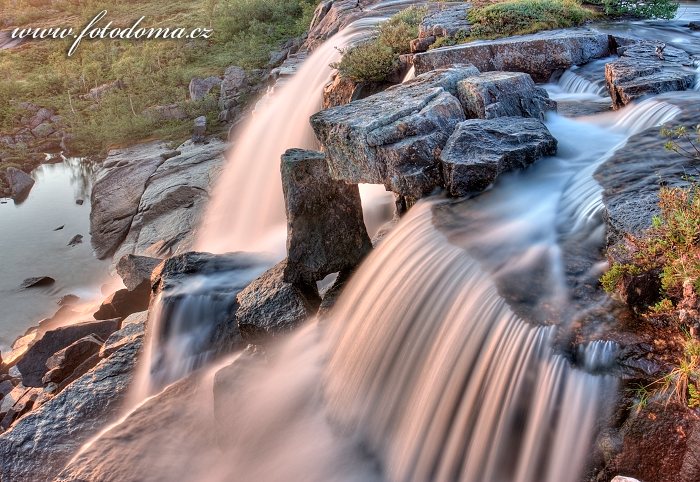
[469,0,595,38]
[0,0,315,164]
[332,6,426,83]
[595,0,680,19]
[603,126,700,410]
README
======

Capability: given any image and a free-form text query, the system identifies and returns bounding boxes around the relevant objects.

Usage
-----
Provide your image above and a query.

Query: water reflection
[0,156,109,351]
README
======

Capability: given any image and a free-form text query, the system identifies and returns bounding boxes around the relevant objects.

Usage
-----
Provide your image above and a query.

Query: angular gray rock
[440,117,557,196]
[112,140,226,263]
[41,335,103,385]
[90,141,168,259]
[413,29,611,82]
[0,333,143,482]
[17,318,120,387]
[457,71,556,120]
[99,311,147,358]
[418,3,471,43]
[4,167,34,200]
[281,148,372,284]
[311,66,478,199]
[188,76,221,101]
[236,261,320,343]
[192,115,207,143]
[115,254,161,291]
[605,41,695,109]
[219,66,248,121]
[93,284,150,321]
[20,276,55,289]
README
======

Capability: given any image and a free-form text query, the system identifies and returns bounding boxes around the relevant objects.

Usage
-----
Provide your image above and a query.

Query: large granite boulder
[413,29,611,82]
[41,334,103,386]
[281,149,372,284]
[16,318,120,387]
[90,142,168,259]
[605,41,695,109]
[311,66,478,199]
[0,333,143,481]
[115,254,162,291]
[415,2,471,52]
[93,285,150,321]
[440,117,557,197]
[4,167,34,200]
[112,140,226,262]
[457,71,556,120]
[236,261,320,343]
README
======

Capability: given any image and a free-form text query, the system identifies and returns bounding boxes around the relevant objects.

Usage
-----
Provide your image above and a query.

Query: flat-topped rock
[457,71,556,120]
[413,29,612,82]
[605,41,695,109]
[418,3,471,41]
[440,117,557,196]
[311,66,478,199]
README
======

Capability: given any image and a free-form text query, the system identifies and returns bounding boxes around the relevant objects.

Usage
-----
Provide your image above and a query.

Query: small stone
[115,254,162,291]
[67,234,83,247]
[192,116,207,143]
[57,294,79,306]
[75,199,84,205]
[20,276,55,289]
[53,225,64,231]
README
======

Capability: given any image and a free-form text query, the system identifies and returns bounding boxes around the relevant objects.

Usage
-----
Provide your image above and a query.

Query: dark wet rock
[189,76,221,101]
[311,66,478,199]
[112,140,226,262]
[440,117,557,197]
[606,41,695,109]
[413,29,611,82]
[418,2,470,44]
[192,116,207,143]
[318,270,353,317]
[619,271,662,312]
[67,234,83,247]
[115,254,161,291]
[75,199,84,205]
[236,261,320,343]
[90,141,168,259]
[16,318,120,387]
[595,92,700,243]
[457,71,556,120]
[281,149,371,284]
[4,167,34,200]
[93,284,150,321]
[689,21,700,31]
[53,225,64,231]
[0,333,143,482]
[20,276,55,289]
[152,251,261,292]
[41,335,102,386]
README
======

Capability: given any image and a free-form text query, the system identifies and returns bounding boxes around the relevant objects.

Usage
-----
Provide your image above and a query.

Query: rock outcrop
[605,40,695,109]
[281,148,372,284]
[440,117,557,196]
[189,76,221,101]
[0,333,143,482]
[112,140,226,262]
[90,141,169,259]
[414,2,471,52]
[236,261,320,343]
[413,29,611,82]
[311,66,477,199]
[115,254,161,291]
[457,71,556,120]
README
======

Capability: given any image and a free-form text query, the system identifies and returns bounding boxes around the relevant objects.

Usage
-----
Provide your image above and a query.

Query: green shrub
[377,5,427,54]
[332,40,399,83]
[602,0,679,19]
[469,0,594,38]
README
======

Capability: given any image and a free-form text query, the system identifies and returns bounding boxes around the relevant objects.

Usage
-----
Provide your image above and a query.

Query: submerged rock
[456,71,556,120]
[16,318,120,387]
[606,41,695,109]
[440,117,557,197]
[236,261,320,343]
[413,29,611,81]
[281,148,371,284]
[90,141,168,259]
[20,276,55,289]
[0,333,143,482]
[311,66,477,199]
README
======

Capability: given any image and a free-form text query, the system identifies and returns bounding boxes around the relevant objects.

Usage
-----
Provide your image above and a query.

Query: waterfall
[558,68,608,96]
[323,202,616,482]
